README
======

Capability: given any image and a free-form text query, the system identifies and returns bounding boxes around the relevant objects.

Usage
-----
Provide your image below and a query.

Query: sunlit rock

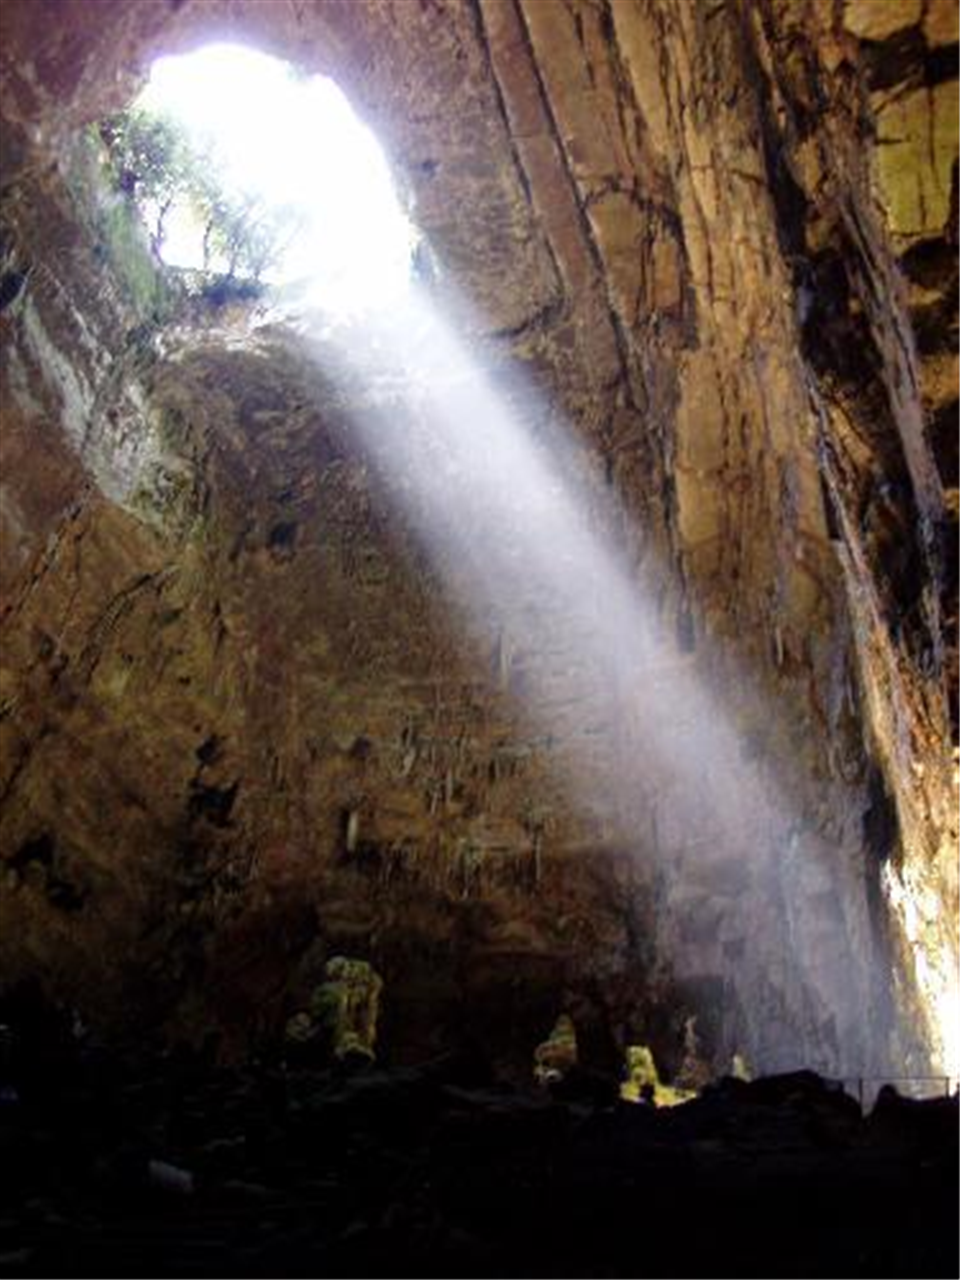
[533,1012,578,1085]
[311,957,384,1062]
[843,0,922,42]
[873,83,958,239]
[731,1052,752,1081]
[620,1044,693,1108]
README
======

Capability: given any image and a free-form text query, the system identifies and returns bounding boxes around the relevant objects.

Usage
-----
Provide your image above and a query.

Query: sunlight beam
[310,282,958,1084]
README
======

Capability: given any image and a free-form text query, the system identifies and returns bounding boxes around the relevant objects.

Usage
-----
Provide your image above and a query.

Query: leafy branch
[98,107,298,287]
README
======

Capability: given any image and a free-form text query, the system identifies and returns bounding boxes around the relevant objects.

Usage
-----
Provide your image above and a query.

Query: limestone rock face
[0,0,956,1082]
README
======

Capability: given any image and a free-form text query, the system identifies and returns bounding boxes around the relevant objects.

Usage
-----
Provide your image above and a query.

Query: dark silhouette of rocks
[0,1016,955,1278]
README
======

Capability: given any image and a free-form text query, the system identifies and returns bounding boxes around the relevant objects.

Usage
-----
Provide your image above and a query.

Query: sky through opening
[137,44,417,314]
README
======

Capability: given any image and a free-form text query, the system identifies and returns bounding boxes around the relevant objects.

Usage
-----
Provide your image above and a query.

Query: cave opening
[107,43,418,315]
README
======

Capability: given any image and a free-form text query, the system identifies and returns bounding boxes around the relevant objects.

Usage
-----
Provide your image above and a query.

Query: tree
[192,179,304,283]
[99,108,195,256]
[99,106,297,287]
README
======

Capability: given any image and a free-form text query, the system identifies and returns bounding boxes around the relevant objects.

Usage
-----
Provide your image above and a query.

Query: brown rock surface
[0,0,956,1085]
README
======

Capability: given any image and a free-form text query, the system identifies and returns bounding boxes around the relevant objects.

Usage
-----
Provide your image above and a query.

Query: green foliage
[69,125,167,320]
[98,196,167,316]
[196,186,303,282]
[99,108,194,254]
[98,106,296,286]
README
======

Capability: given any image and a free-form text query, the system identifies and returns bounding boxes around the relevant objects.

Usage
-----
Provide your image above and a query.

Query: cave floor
[0,1037,956,1279]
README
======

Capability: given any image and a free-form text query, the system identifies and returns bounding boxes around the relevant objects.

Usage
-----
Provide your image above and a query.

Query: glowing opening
[134,43,417,314]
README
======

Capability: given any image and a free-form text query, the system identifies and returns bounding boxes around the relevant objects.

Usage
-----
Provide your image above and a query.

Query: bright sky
[139,44,416,314]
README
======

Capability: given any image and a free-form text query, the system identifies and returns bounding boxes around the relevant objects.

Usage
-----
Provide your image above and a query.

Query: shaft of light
[307,284,949,1079]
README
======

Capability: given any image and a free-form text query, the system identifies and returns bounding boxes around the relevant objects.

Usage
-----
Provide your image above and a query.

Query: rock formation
[0,0,956,1089]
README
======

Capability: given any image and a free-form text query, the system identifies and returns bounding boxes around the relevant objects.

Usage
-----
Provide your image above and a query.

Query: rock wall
[0,0,956,1080]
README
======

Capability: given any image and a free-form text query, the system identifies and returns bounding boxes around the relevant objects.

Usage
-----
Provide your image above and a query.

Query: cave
[0,1,957,1276]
